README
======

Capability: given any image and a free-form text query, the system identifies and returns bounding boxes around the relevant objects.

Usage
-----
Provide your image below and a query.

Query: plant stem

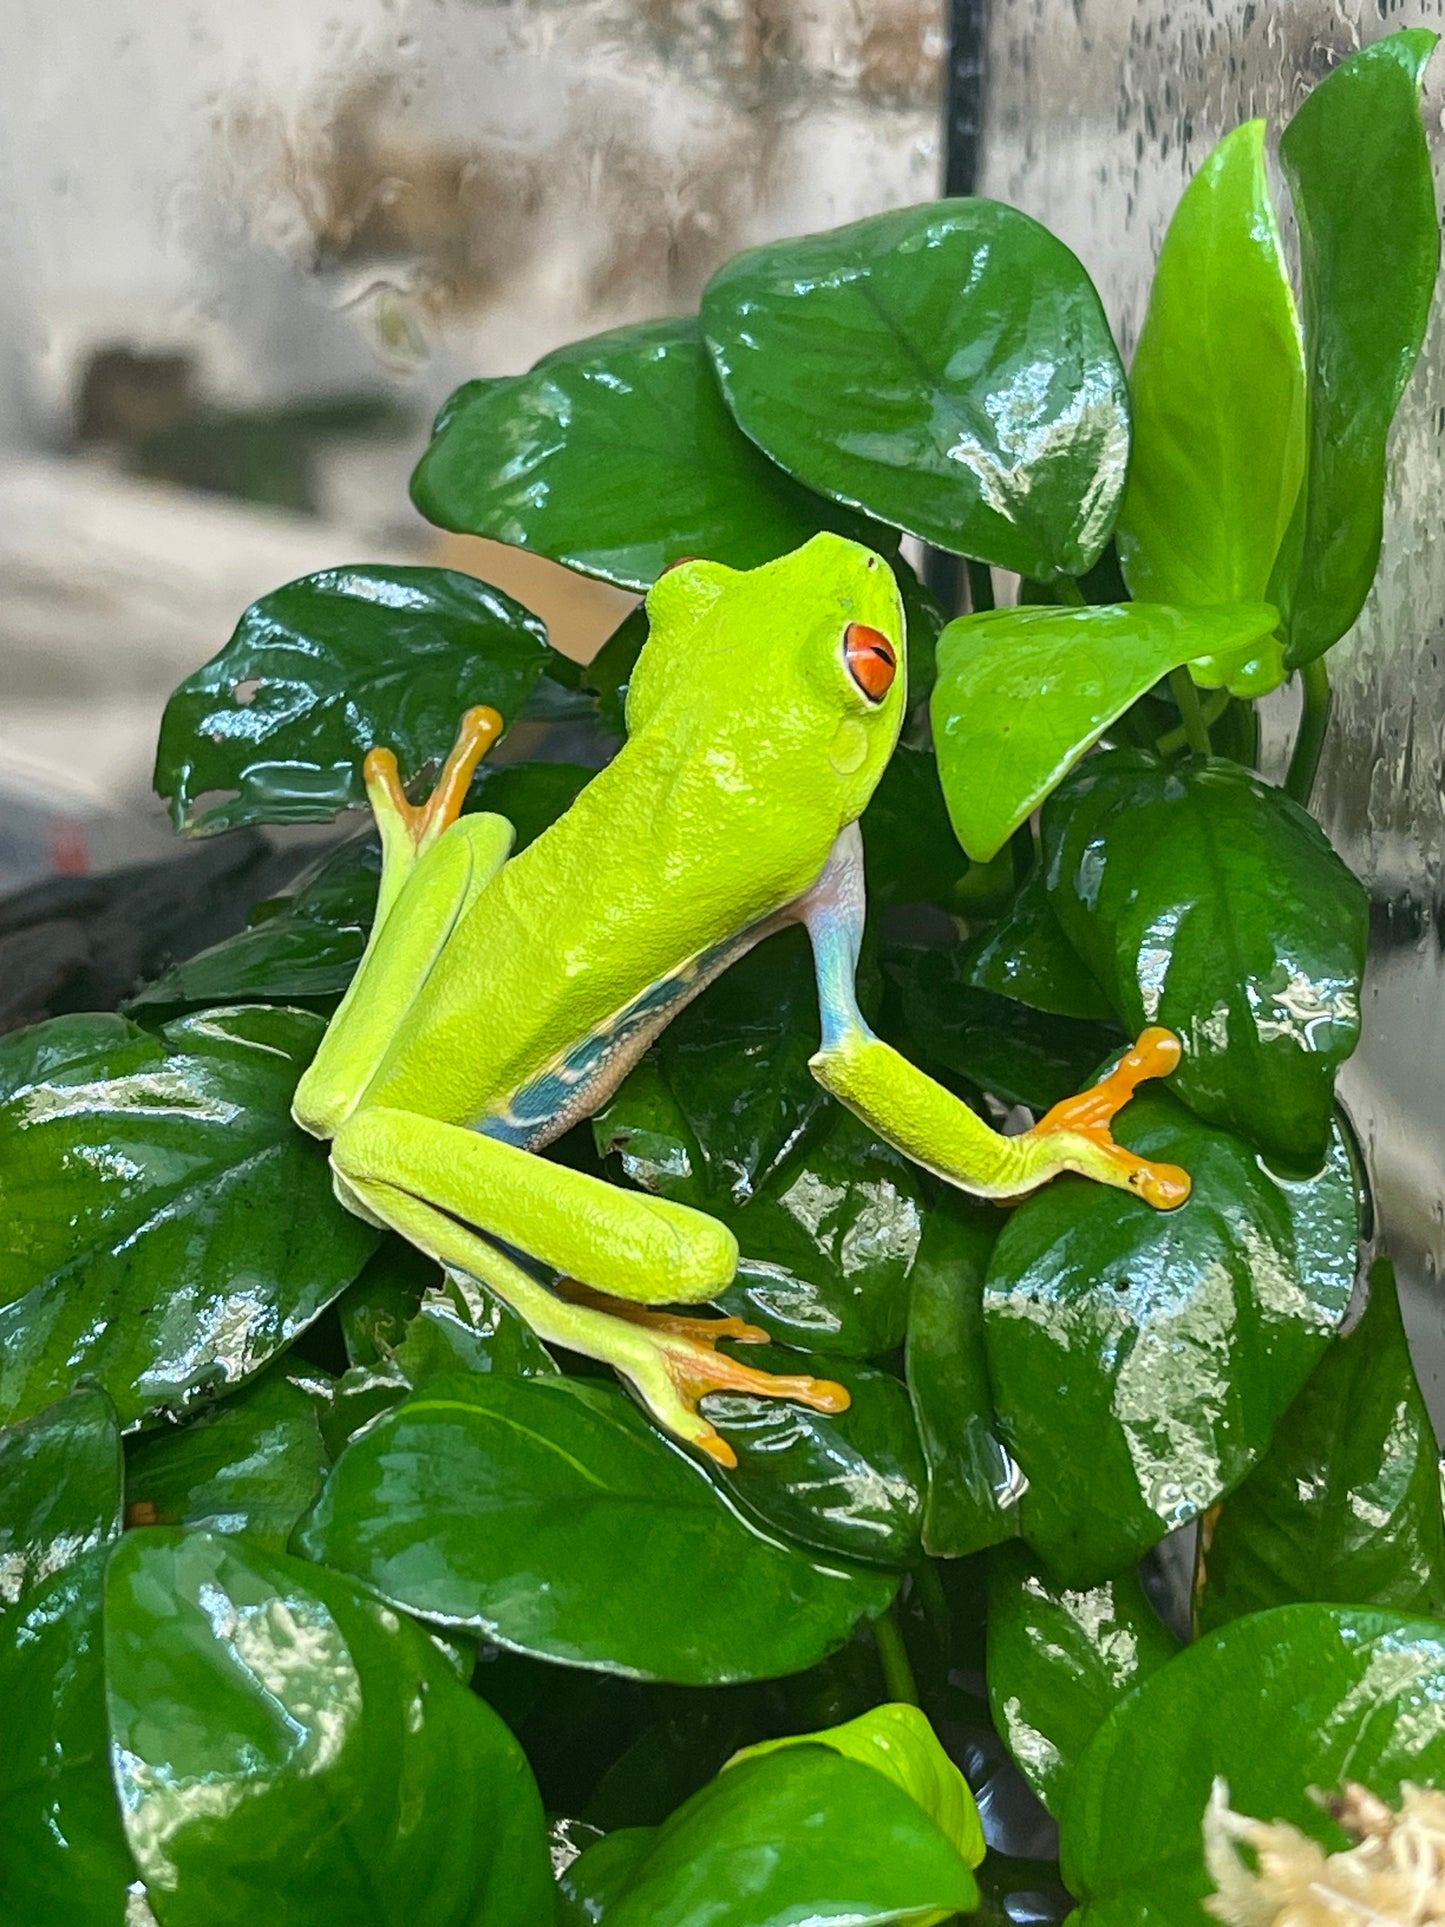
[1155,688,1230,758]
[873,1605,920,1707]
[1168,667,1213,756]
[966,559,995,613]
[1056,575,1088,608]
[1284,657,1333,807]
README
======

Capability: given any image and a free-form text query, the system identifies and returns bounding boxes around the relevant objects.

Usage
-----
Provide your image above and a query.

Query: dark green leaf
[336,1239,437,1369]
[0,1387,122,1610]
[104,1530,553,1927]
[1272,30,1441,666]
[411,317,880,590]
[599,1747,979,1926]
[1042,751,1367,1165]
[155,566,553,833]
[580,607,649,736]
[123,1367,328,1550]
[470,759,595,852]
[984,1091,1357,1584]
[1198,1256,1445,1631]
[0,1550,137,1926]
[932,603,1278,862]
[986,1543,1178,1814]
[314,1364,409,1461]
[1116,121,1304,697]
[861,746,969,910]
[558,1827,656,1925]
[895,556,947,712]
[704,1351,926,1569]
[894,946,1123,1113]
[388,1270,558,1385]
[0,1007,379,1429]
[703,200,1129,581]
[295,1374,896,1684]
[1062,1604,1445,1926]
[961,865,1113,1022]
[904,1195,1018,1558]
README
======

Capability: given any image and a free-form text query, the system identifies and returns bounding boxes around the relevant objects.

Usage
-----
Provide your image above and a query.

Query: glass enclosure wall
[979,0,1445,1411]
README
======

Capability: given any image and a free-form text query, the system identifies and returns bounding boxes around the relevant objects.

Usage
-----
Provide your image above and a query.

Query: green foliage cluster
[3,32,1444,1927]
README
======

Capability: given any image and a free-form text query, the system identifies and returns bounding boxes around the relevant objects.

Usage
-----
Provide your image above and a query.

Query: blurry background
[1,0,1442,1407]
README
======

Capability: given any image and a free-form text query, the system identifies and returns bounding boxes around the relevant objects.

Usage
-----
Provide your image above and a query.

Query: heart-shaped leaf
[931,603,1278,861]
[155,566,553,834]
[1198,1257,1445,1632]
[294,1374,896,1684]
[104,1530,553,1927]
[1062,1604,1445,1926]
[1271,31,1440,666]
[961,866,1113,1021]
[1042,750,1367,1165]
[0,1007,379,1429]
[411,317,880,590]
[703,200,1129,581]
[861,746,970,911]
[585,1747,980,1927]
[1116,122,1304,697]
[986,1543,1179,1815]
[984,1091,1357,1584]
[0,1387,122,1612]
[0,1550,138,1926]
[123,1367,328,1550]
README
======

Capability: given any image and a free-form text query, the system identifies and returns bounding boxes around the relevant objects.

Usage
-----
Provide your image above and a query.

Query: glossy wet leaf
[703,199,1129,581]
[1063,1604,1445,1927]
[984,1091,1357,1584]
[155,566,553,834]
[904,1194,1020,1559]
[104,1530,552,1927]
[558,1827,656,1925]
[1272,31,1440,666]
[861,746,970,910]
[336,1239,437,1369]
[0,1386,122,1611]
[931,603,1277,862]
[703,1351,926,1569]
[730,1702,986,1871]
[961,866,1112,1022]
[0,1550,138,1927]
[986,1543,1178,1815]
[1198,1257,1445,1632]
[1116,122,1304,697]
[389,1270,557,1385]
[0,1007,379,1429]
[1042,751,1367,1166]
[411,317,880,590]
[123,1367,328,1550]
[595,1747,979,1927]
[295,1374,896,1684]
[894,946,1122,1113]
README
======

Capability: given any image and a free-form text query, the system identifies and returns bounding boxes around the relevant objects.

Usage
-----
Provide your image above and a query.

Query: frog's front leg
[802,826,1191,1208]
[330,1106,847,1467]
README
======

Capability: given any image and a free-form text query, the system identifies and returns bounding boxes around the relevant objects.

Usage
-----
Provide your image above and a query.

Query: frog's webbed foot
[1020,1026,1191,1209]
[366,703,503,855]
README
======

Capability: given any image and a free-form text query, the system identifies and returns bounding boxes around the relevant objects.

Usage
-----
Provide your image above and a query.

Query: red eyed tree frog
[293,534,1189,1467]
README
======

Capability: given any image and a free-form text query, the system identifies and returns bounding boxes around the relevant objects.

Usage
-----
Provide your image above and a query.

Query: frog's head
[630,532,907,826]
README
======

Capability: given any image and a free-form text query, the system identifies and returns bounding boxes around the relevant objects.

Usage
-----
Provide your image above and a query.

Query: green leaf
[154,566,553,834]
[904,1195,1019,1559]
[892,946,1124,1113]
[104,1530,553,1927]
[558,1828,656,1925]
[861,746,970,910]
[471,759,595,851]
[931,602,1278,862]
[1116,121,1304,698]
[729,1702,986,1871]
[389,1270,558,1385]
[704,1351,926,1569]
[0,1387,122,1611]
[411,317,880,590]
[984,1091,1357,1584]
[1041,751,1368,1165]
[961,865,1113,1021]
[986,1543,1178,1815]
[295,1374,896,1684]
[1198,1256,1445,1631]
[703,199,1129,581]
[1062,1604,1445,1926]
[123,1367,328,1550]
[895,556,947,712]
[0,1550,138,1926]
[336,1239,437,1369]
[594,1747,979,1927]
[580,607,649,736]
[0,1007,379,1428]
[1272,30,1441,667]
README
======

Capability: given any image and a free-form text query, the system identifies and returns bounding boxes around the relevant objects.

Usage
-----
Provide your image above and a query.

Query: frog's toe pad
[658,1338,850,1469]
[1027,1026,1191,1210]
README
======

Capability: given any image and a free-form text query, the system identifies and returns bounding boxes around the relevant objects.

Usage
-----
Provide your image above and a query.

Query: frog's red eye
[844,623,897,702]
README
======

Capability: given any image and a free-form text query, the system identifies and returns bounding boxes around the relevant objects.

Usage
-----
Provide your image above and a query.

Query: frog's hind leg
[331,1105,848,1467]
